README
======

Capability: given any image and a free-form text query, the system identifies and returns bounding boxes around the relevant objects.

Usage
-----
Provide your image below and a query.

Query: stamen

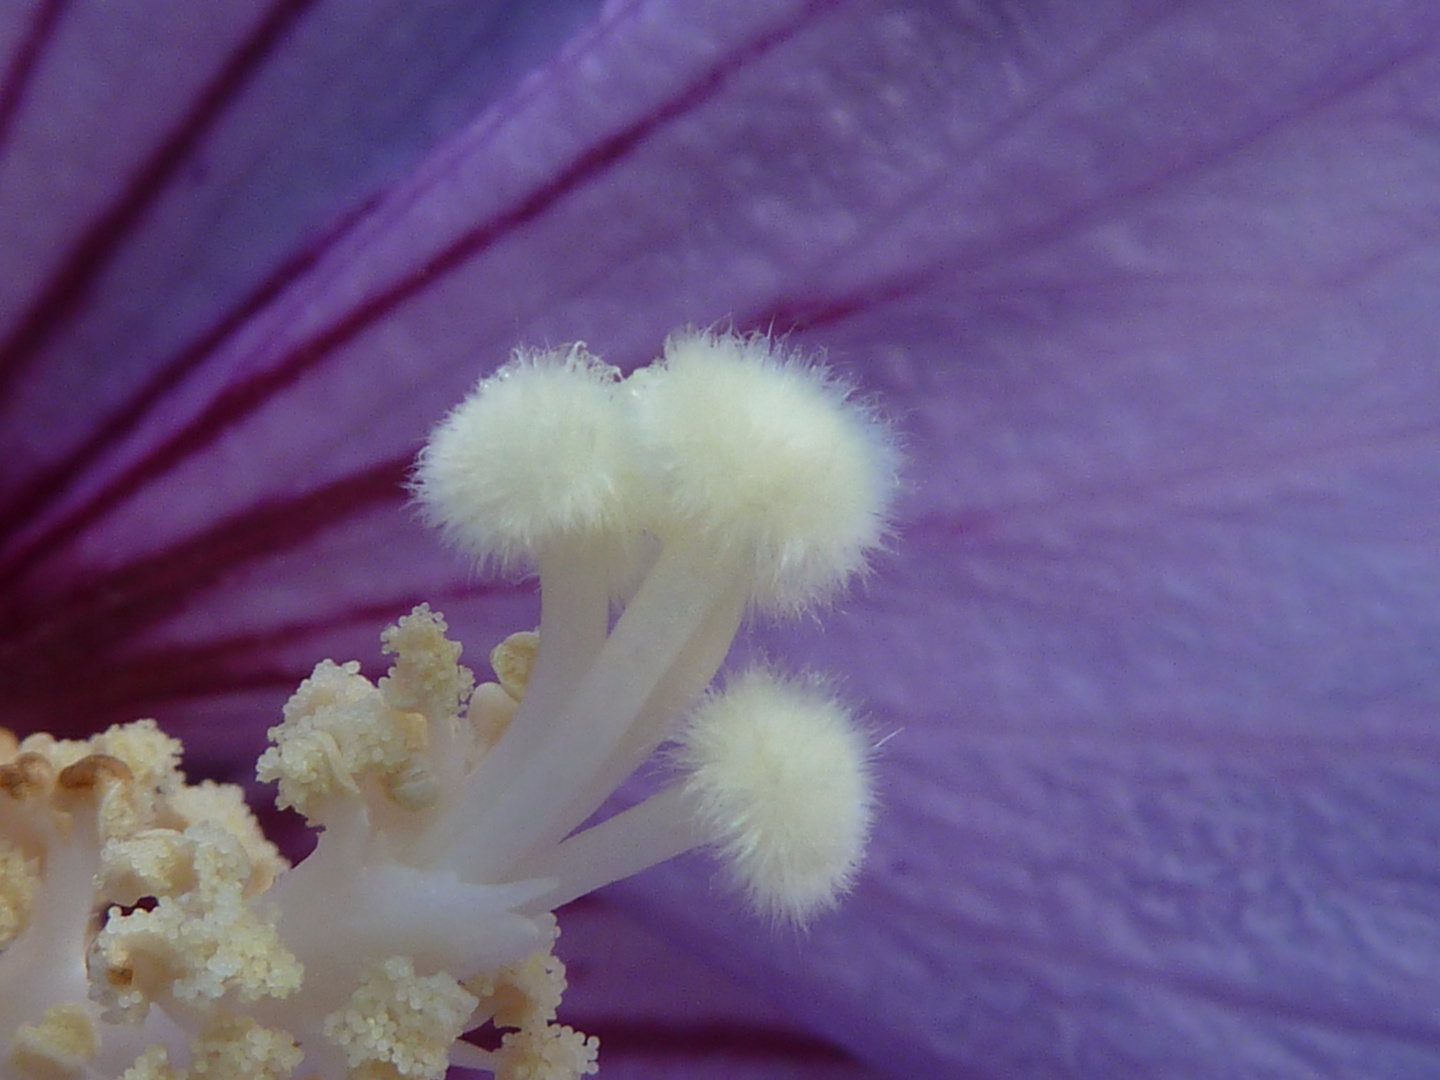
[1,328,898,1080]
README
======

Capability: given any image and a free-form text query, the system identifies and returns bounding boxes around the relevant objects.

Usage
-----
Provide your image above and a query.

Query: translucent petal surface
[542,896,883,1080]
[4,1,1440,1078]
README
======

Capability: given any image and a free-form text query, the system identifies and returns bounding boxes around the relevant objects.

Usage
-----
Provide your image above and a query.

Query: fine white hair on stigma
[411,343,644,574]
[0,327,903,1080]
[631,328,901,611]
[676,667,875,924]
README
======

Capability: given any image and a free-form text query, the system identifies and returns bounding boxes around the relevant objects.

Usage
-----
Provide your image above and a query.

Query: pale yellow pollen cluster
[323,956,477,1079]
[0,719,292,1078]
[1,328,897,1080]
[10,1003,99,1078]
[118,1016,302,1080]
[464,921,598,1080]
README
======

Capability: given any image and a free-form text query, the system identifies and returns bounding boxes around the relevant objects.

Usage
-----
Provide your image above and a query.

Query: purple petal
[0,0,600,547]
[539,896,884,1080]
[617,3,1440,1077]
[5,1,1440,1078]
[0,0,601,741]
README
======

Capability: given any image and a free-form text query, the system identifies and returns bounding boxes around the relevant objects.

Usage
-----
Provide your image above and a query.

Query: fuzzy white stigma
[412,345,642,575]
[414,329,897,889]
[677,669,873,924]
[1,330,900,1080]
[631,329,899,611]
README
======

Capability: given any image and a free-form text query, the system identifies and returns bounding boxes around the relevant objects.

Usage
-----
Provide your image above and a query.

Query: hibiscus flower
[3,1,1438,1078]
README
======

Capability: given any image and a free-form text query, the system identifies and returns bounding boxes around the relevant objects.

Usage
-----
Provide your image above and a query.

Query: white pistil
[517,669,873,924]
[0,328,899,1080]
[516,785,702,912]
[414,326,897,910]
[440,536,747,879]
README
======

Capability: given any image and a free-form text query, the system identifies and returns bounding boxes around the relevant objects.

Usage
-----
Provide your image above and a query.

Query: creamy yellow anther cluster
[0,330,897,1079]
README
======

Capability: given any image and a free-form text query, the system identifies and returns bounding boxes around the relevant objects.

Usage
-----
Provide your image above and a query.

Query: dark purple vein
[0,0,318,407]
[748,29,1437,338]
[747,11,1438,339]
[0,195,374,559]
[57,576,515,728]
[0,0,67,155]
[0,0,836,591]
[0,456,410,734]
